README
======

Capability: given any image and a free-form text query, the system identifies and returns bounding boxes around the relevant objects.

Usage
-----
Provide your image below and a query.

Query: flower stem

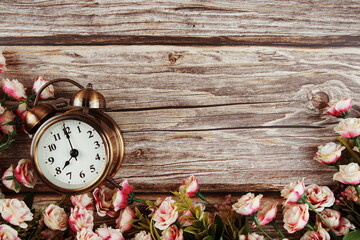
[196,192,218,212]
[355,185,360,196]
[305,224,315,231]
[251,214,273,240]
[337,137,360,164]
[301,196,337,238]
[270,221,285,239]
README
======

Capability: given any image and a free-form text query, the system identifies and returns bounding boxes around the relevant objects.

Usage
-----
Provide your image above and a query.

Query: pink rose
[16,102,27,121]
[69,206,94,232]
[14,158,37,188]
[161,225,184,240]
[2,165,21,193]
[116,206,135,232]
[334,118,360,138]
[76,228,101,240]
[178,210,193,227]
[133,231,152,240]
[283,204,309,233]
[314,142,345,164]
[41,229,65,240]
[32,76,55,100]
[300,228,330,240]
[0,51,6,73]
[305,184,335,212]
[71,192,95,211]
[1,79,27,100]
[232,193,263,216]
[281,179,305,205]
[93,185,116,217]
[255,200,278,226]
[0,198,33,228]
[112,180,133,211]
[324,98,352,117]
[239,233,265,240]
[153,196,178,230]
[0,106,15,134]
[43,204,68,231]
[179,175,199,198]
[333,163,360,185]
[0,224,20,240]
[95,225,124,240]
[317,209,355,235]
[341,186,359,202]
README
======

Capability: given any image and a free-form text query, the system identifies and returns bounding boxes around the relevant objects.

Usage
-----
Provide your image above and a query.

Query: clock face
[33,117,109,192]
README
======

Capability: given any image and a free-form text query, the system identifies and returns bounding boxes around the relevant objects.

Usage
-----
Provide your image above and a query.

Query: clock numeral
[47,157,55,165]
[65,126,71,135]
[90,164,96,173]
[66,172,72,179]
[77,126,81,133]
[79,171,85,178]
[53,133,61,141]
[48,144,57,152]
[94,141,100,149]
[87,130,94,138]
[95,153,100,160]
[55,167,61,175]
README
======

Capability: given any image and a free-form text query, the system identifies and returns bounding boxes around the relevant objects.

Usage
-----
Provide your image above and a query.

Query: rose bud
[179,175,199,198]
[0,198,33,228]
[76,228,101,240]
[314,142,345,164]
[116,206,135,232]
[95,225,124,240]
[93,185,116,217]
[341,186,359,202]
[283,204,309,233]
[2,165,21,193]
[305,184,335,212]
[239,233,265,240]
[14,158,37,189]
[178,210,193,227]
[68,206,94,232]
[254,200,278,226]
[32,76,55,100]
[300,228,330,240]
[232,193,262,216]
[281,179,305,205]
[161,225,184,240]
[133,231,152,240]
[316,209,355,235]
[0,106,15,134]
[324,98,352,117]
[334,118,360,138]
[43,204,68,231]
[112,180,133,211]
[16,102,27,121]
[71,192,95,211]
[333,163,360,185]
[153,196,178,230]
[0,224,20,240]
[1,79,27,100]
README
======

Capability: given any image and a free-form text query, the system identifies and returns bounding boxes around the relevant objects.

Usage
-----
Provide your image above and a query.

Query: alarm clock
[24,78,124,194]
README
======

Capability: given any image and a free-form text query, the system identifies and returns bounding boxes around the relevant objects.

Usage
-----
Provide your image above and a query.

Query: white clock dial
[35,119,107,190]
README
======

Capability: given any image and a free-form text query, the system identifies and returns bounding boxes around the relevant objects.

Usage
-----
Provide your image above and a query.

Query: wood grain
[1,45,359,193]
[0,0,359,46]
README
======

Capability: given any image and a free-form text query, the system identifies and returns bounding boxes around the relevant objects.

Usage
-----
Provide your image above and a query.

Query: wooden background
[1,0,360,238]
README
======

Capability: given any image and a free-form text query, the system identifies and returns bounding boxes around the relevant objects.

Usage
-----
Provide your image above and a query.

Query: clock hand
[62,149,79,170]
[63,123,74,150]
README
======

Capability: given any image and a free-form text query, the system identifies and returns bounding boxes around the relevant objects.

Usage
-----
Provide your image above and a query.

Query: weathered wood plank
[0,45,359,193]
[0,0,359,46]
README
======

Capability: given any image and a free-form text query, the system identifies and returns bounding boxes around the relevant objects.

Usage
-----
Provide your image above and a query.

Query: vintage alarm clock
[24,78,124,194]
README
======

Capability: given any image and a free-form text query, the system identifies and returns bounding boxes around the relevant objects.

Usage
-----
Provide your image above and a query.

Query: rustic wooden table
[0,1,359,239]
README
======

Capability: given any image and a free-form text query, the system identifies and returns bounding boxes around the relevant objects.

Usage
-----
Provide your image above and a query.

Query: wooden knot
[311,91,329,110]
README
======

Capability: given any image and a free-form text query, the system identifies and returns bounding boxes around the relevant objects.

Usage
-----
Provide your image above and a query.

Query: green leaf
[23,192,34,209]
[203,236,214,240]
[344,230,360,240]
